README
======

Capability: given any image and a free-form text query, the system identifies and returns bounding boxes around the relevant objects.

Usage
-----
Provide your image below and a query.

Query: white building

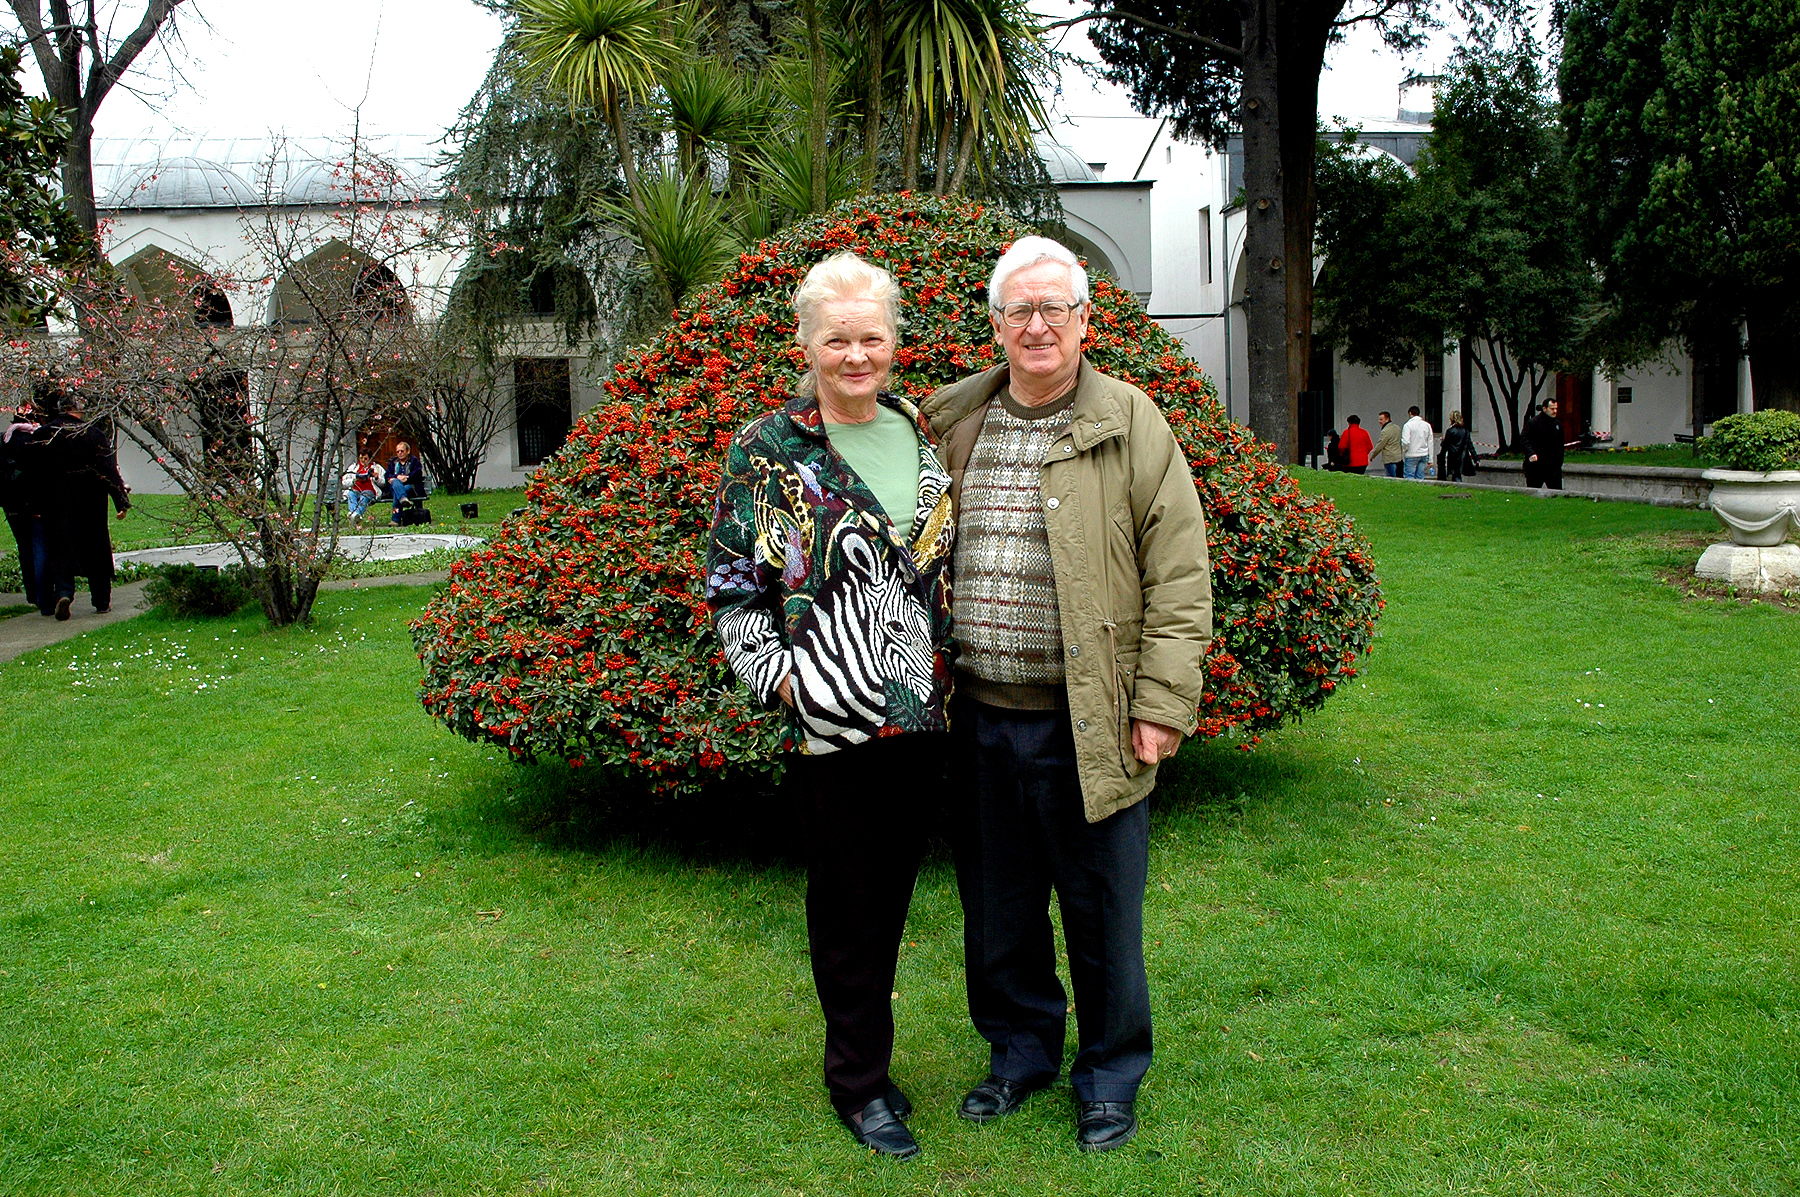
[91,134,605,496]
[1040,104,1753,460]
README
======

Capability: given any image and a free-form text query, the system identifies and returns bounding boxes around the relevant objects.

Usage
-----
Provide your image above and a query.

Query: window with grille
[515,358,572,466]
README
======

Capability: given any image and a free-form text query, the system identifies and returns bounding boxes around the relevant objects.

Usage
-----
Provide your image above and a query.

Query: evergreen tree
[1560,0,1800,411]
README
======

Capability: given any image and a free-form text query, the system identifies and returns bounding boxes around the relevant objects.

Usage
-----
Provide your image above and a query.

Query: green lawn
[71,486,538,553]
[2,479,1795,1195]
[0,487,534,591]
[1495,443,1719,468]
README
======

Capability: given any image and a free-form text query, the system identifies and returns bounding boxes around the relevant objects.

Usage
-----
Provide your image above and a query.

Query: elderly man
[924,237,1212,1152]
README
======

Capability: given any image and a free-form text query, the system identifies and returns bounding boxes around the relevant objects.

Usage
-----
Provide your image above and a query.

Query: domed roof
[104,157,258,209]
[1036,138,1100,183]
[283,158,424,206]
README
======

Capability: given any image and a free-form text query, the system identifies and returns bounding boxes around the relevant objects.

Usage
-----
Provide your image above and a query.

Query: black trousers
[790,734,931,1116]
[1524,461,1564,490]
[951,700,1153,1102]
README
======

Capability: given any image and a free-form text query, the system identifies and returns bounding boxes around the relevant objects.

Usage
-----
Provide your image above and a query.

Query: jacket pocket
[1114,650,1150,778]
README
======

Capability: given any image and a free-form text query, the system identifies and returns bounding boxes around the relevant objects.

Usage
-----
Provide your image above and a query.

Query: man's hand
[1131,718,1183,765]
[777,674,794,707]
[115,507,129,520]
[1528,454,1539,462]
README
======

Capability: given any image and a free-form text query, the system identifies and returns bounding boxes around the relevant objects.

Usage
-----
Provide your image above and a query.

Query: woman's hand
[778,674,795,707]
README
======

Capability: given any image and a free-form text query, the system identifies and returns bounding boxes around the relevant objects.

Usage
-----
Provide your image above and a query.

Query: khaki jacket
[1372,420,1403,465]
[925,359,1213,823]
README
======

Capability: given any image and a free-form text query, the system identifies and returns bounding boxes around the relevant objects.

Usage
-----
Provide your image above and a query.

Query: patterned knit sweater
[952,388,1076,708]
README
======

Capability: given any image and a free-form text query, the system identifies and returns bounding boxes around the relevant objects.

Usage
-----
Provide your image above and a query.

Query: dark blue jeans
[951,699,1153,1102]
[5,511,46,610]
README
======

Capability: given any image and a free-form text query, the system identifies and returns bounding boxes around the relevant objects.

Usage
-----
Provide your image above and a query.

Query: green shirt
[825,405,921,542]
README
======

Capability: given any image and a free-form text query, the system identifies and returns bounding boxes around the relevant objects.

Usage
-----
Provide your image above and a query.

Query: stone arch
[266,239,411,326]
[116,244,233,326]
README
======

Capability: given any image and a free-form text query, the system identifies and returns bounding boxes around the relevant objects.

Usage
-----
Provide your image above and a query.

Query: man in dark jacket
[1523,398,1564,490]
[388,441,425,524]
[38,391,131,619]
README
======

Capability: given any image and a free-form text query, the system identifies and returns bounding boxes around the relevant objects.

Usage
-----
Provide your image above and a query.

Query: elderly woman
[704,252,955,1160]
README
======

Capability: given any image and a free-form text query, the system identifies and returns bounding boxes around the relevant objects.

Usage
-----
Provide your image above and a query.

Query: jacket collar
[786,390,931,440]
[925,357,1127,452]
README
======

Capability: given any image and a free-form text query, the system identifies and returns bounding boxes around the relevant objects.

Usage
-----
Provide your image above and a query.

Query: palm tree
[889,0,1050,194]
[517,0,674,218]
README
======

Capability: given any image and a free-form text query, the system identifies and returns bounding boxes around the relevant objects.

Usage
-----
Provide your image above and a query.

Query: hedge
[414,194,1382,790]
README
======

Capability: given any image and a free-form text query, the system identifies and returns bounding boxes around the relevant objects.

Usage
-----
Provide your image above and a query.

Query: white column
[1591,368,1613,437]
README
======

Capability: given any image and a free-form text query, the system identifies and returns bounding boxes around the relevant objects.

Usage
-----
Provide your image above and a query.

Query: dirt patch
[1579,531,1800,613]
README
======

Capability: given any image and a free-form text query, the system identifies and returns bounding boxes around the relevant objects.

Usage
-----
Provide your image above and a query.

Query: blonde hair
[1448,410,1464,427]
[791,252,901,397]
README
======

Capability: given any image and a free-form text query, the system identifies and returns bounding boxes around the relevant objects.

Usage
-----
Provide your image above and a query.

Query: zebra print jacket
[706,392,955,755]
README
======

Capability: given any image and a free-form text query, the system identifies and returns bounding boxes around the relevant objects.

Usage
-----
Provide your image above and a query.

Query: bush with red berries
[414,194,1381,790]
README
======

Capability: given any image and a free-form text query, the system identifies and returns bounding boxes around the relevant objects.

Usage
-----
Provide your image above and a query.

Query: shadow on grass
[447,730,1334,874]
[446,757,814,870]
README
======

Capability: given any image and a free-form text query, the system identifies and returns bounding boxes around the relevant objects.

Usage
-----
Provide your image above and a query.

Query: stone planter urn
[1697,469,1800,591]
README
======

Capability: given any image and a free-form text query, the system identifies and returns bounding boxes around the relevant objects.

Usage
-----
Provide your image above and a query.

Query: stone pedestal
[1695,542,1800,592]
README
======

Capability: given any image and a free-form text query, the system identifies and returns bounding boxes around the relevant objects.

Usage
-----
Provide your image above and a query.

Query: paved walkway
[114,534,482,569]
[0,572,449,665]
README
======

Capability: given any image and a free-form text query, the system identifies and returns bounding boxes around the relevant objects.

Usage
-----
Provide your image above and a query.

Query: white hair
[792,252,902,346]
[988,236,1090,309]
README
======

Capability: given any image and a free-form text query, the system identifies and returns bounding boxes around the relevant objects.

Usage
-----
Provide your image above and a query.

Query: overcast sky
[63,0,1457,143]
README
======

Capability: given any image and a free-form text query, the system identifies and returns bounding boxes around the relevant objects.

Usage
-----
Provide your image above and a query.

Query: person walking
[2,408,48,612]
[707,252,956,1160]
[1372,411,1403,476]
[1439,411,1477,481]
[1401,406,1434,480]
[924,236,1213,1153]
[1523,398,1565,490]
[1324,426,1345,471]
[37,386,130,619]
[1338,415,1373,473]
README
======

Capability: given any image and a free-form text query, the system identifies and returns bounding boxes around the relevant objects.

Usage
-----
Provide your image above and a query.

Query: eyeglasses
[996,299,1078,328]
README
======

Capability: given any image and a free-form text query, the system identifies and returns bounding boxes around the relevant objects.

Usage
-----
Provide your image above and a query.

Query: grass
[1494,443,1720,468]
[1,480,1796,1194]
[0,487,532,592]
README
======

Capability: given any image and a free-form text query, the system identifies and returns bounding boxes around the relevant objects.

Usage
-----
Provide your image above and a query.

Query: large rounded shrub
[414,194,1381,790]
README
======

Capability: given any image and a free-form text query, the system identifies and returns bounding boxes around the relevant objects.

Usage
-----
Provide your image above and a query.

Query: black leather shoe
[885,1083,912,1120]
[959,1074,1050,1123]
[1076,1100,1138,1152]
[839,1095,920,1159]
[54,596,71,621]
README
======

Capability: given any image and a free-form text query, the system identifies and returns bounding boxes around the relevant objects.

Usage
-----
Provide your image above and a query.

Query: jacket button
[1046,496,1060,509]
[1068,644,1080,657]
[1076,719,1088,731]
[1063,444,1073,453]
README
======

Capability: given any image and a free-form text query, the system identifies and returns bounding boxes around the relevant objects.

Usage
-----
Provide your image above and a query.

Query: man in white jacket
[1401,406,1434,479]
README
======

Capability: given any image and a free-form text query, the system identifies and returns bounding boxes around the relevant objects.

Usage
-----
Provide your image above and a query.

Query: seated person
[342,453,385,524]
[387,442,425,522]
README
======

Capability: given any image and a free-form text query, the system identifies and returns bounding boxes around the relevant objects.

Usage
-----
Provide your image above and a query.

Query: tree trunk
[902,101,921,190]
[61,119,100,240]
[607,96,646,219]
[803,0,828,212]
[1275,7,1333,463]
[1238,0,1289,461]
[1746,301,1800,413]
[862,0,885,191]
[933,106,954,194]
[947,111,978,195]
